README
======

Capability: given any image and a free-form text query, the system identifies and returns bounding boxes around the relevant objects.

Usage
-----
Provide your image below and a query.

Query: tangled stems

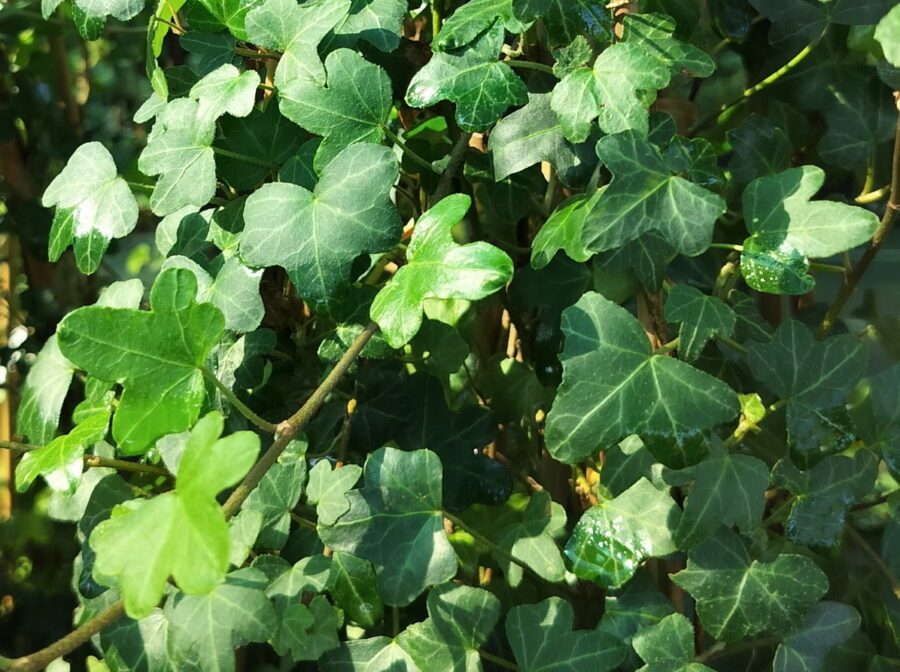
[2,323,380,672]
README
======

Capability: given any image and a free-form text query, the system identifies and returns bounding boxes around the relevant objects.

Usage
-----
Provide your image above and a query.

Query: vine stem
[845,524,900,599]
[201,367,278,434]
[479,650,519,671]
[210,146,275,169]
[818,112,900,338]
[381,126,439,175]
[695,637,776,663]
[506,59,556,77]
[0,441,172,478]
[3,323,379,671]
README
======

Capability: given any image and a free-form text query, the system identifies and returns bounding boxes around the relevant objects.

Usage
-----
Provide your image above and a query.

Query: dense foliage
[1,0,900,670]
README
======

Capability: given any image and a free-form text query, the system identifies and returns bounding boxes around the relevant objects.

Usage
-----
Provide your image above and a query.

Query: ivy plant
[2,1,900,671]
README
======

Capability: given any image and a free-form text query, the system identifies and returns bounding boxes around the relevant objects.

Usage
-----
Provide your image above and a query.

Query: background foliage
[0,0,899,670]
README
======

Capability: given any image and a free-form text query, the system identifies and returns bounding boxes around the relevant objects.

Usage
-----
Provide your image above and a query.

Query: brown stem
[432,132,472,203]
[0,442,171,479]
[3,323,379,670]
[818,112,900,338]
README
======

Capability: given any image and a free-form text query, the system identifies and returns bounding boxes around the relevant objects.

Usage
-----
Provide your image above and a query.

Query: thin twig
[846,524,900,598]
[0,441,171,479]
[479,650,520,671]
[202,367,278,434]
[382,126,439,175]
[433,132,472,203]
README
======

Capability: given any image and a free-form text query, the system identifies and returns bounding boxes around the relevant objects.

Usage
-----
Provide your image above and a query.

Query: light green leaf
[370,195,513,348]
[397,583,500,672]
[241,143,401,304]
[189,63,260,125]
[506,597,627,672]
[748,321,867,464]
[740,166,879,294]
[545,292,739,465]
[307,460,362,525]
[664,443,769,549]
[15,412,109,493]
[318,447,458,606]
[138,99,216,216]
[43,142,139,274]
[278,49,392,172]
[57,268,225,455]
[327,551,384,629]
[16,336,74,444]
[772,452,877,548]
[272,595,342,662]
[89,412,260,618]
[323,0,407,52]
[582,131,726,257]
[633,613,713,672]
[672,527,829,641]
[531,192,596,269]
[774,602,860,672]
[166,567,277,672]
[564,478,680,589]
[433,0,529,51]
[195,0,266,41]
[876,5,900,66]
[406,22,528,131]
[491,93,595,187]
[664,286,736,362]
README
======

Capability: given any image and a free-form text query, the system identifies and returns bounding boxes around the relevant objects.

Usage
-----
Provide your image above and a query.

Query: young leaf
[493,491,567,587]
[506,597,627,672]
[406,21,528,131]
[16,336,74,444]
[664,286,737,362]
[740,167,879,294]
[531,192,596,269]
[581,131,726,257]
[491,93,595,188]
[318,447,458,606]
[564,478,680,589]
[633,613,713,672]
[664,443,769,549]
[241,143,401,305]
[89,412,260,618]
[57,268,225,455]
[773,601,860,672]
[307,459,362,525]
[43,142,139,274]
[189,63,260,124]
[370,195,513,348]
[166,567,277,672]
[397,583,501,671]
[672,528,829,642]
[278,49,392,171]
[545,292,739,464]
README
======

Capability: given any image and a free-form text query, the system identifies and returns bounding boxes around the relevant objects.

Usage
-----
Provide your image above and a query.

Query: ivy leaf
[564,478,680,589]
[433,0,530,51]
[664,286,736,362]
[397,583,501,671]
[748,321,867,465]
[370,195,513,348]
[750,0,894,47]
[73,0,144,20]
[512,0,613,46]
[531,193,596,269]
[876,5,900,66]
[598,231,675,293]
[491,93,595,188]
[57,268,225,455]
[493,491,567,587]
[772,452,877,548]
[672,528,829,642]
[854,364,900,471]
[318,447,458,606]
[727,115,793,185]
[16,336,74,444]
[406,21,528,132]
[663,443,769,549]
[740,167,879,294]
[582,131,726,257]
[545,292,739,465]
[278,49,392,171]
[181,32,239,76]
[242,439,307,550]
[15,412,109,493]
[633,613,713,672]
[327,551,384,629]
[773,602,860,672]
[506,597,627,672]
[598,573,675,669]
[89,412,260,618]
[307,459,362,526]
[246,0,350,85]
[138,99,216,216]
[818,78,896,169]
[189,63,260,125]
[551,14,714,140]
[43,142,138,274]
[322,637,419,671]
[241,143,401,305]
[323,0,407,52]
[194,0,266,41]
[165,567,277,672]
[272,596,342,662]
